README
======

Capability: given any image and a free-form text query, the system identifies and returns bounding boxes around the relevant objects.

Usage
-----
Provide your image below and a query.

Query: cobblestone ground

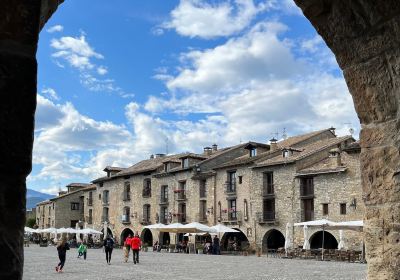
[23,245,366,280]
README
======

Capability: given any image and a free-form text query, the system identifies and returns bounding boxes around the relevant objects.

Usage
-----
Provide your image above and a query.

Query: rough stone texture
[294,1,400,279]
[23,245,367,280]
[0,1,63,279]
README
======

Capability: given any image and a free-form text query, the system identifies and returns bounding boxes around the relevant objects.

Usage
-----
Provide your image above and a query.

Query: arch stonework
[293,2,400,278]
[1,1,399,279]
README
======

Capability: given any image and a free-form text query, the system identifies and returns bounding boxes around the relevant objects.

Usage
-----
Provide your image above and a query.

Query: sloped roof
[103,166,126,172]
[254,136,353,168]
[66,183,93,188]
[296,149,356,176]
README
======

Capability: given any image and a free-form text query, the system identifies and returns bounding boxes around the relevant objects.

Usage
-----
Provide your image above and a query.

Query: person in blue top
[103,235,114,265]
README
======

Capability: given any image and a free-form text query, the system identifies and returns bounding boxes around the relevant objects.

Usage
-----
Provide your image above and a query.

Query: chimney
[203,147,212,156]
[329,148,341,167]
[150,154,154,159]
[155,153,166,158]
[269,137,278,152]
[212,144,218,152]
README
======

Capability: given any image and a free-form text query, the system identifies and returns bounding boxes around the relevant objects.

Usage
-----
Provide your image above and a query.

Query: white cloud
[51,35,103,70]
[40,187,63,195]
[47,25,64,33]
[41,87,59,101]
[97,66,108,75]
[164,0,272,39]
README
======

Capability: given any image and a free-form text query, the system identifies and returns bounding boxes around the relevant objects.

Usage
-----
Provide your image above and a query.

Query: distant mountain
[26,189,55,210]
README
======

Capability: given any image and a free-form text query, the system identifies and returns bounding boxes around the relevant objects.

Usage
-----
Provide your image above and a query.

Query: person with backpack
[103,235,114,265]
[123,234,132,263]
[130,233,141,264]
[55,238,70,273]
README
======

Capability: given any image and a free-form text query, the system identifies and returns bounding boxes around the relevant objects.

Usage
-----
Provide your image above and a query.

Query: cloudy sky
[30,0,360,194]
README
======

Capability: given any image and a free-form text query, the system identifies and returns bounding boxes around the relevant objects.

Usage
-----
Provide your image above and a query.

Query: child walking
[78,242,88,260]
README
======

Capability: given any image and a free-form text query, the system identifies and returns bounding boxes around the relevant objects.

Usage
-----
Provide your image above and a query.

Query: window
[99,193,101,200]
[340,203,347,215]
[199,180,207,198]
[228,199,237,220]
[178,203,186,223]
[88,209,93,224]
[263,199,275,221]
[182,158,189,168]
[160,206,168,224]
[238,176,242,184]
[263,172,274,195]
[323,204,329,215]
[302,199,314,221]
[176,181,186,200]
[103,190,109,204]
[300,177,314,196]
[226,171,236,192]
[250,148,257,157]
[143,179,151,197]
[102,207,109,222]
[161,185,168,202]
[122,207,130,223]
[199,201,207,221]
[283,150,290,158]
[71,202,79,210]
[164,163,169,172]
[143,204,151,222]
[123,182,131,201]
[88,192,93,206]
[218,201,222,221]
[243,199,248,220]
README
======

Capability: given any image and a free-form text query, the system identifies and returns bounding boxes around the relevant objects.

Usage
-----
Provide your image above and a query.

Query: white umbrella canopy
[40,227,57,233]
[210,224,239,233]
[302,225,310,250]
[181,222,215,233]
[294,219,335,227]
[143,223,166,230]
[79,228,102,235]
[338,230,345,250]
[24,227,37,233]
[327,220,363,232]
[159,223,186,233]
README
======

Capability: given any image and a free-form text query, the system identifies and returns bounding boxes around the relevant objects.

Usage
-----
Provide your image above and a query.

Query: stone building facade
[37,128,363,252]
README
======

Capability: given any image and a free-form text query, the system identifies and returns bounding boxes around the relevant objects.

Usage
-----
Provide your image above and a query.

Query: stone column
[0,1,62,279]
[294,1,400,279]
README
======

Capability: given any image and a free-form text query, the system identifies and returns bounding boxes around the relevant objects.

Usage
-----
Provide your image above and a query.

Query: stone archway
[309,231,338,250]
[262,229,285,253]
[221,228,249,251]
[2,1,400,279]
[159,232,170,246]
[140,228,153,247]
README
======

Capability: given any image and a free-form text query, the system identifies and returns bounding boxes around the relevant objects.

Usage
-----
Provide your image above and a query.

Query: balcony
[142,188,151,198]
[85,216,93,224]
[221,210,242,224]
[224,182,236,196]
[262,184,275,197]
[121,215,130,224]
[159,196,168,204]
[174,189,186,201]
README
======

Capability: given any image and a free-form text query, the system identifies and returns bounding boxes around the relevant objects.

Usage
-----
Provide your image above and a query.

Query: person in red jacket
[130,233,141,264]
[123,234,132,263]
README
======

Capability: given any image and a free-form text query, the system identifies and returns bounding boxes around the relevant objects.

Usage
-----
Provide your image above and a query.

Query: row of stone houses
[36,128,363,251]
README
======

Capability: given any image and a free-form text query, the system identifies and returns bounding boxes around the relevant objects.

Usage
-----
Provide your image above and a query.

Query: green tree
[26,218,36,228]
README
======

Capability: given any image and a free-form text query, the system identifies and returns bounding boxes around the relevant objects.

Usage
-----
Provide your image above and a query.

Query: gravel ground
[23,245,366,280]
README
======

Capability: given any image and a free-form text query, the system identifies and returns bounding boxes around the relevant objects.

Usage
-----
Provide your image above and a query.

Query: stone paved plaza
[23,245,366,280]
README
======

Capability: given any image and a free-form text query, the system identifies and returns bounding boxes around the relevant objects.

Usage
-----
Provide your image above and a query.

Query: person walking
[78,242,88,260]
[103,235,114,265]
[213,235,220,255]
[55,238,70,273]
[130,233,141,264]
[123,234,132,263]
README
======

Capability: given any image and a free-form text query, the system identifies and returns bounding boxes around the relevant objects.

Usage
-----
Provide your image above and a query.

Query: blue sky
[29,0,360,194]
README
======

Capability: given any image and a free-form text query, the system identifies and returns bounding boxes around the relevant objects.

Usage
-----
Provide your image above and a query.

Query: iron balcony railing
[174,189,186,200]
[224,181,236,194]
[221,210,242,223]
[262,184,275,196]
